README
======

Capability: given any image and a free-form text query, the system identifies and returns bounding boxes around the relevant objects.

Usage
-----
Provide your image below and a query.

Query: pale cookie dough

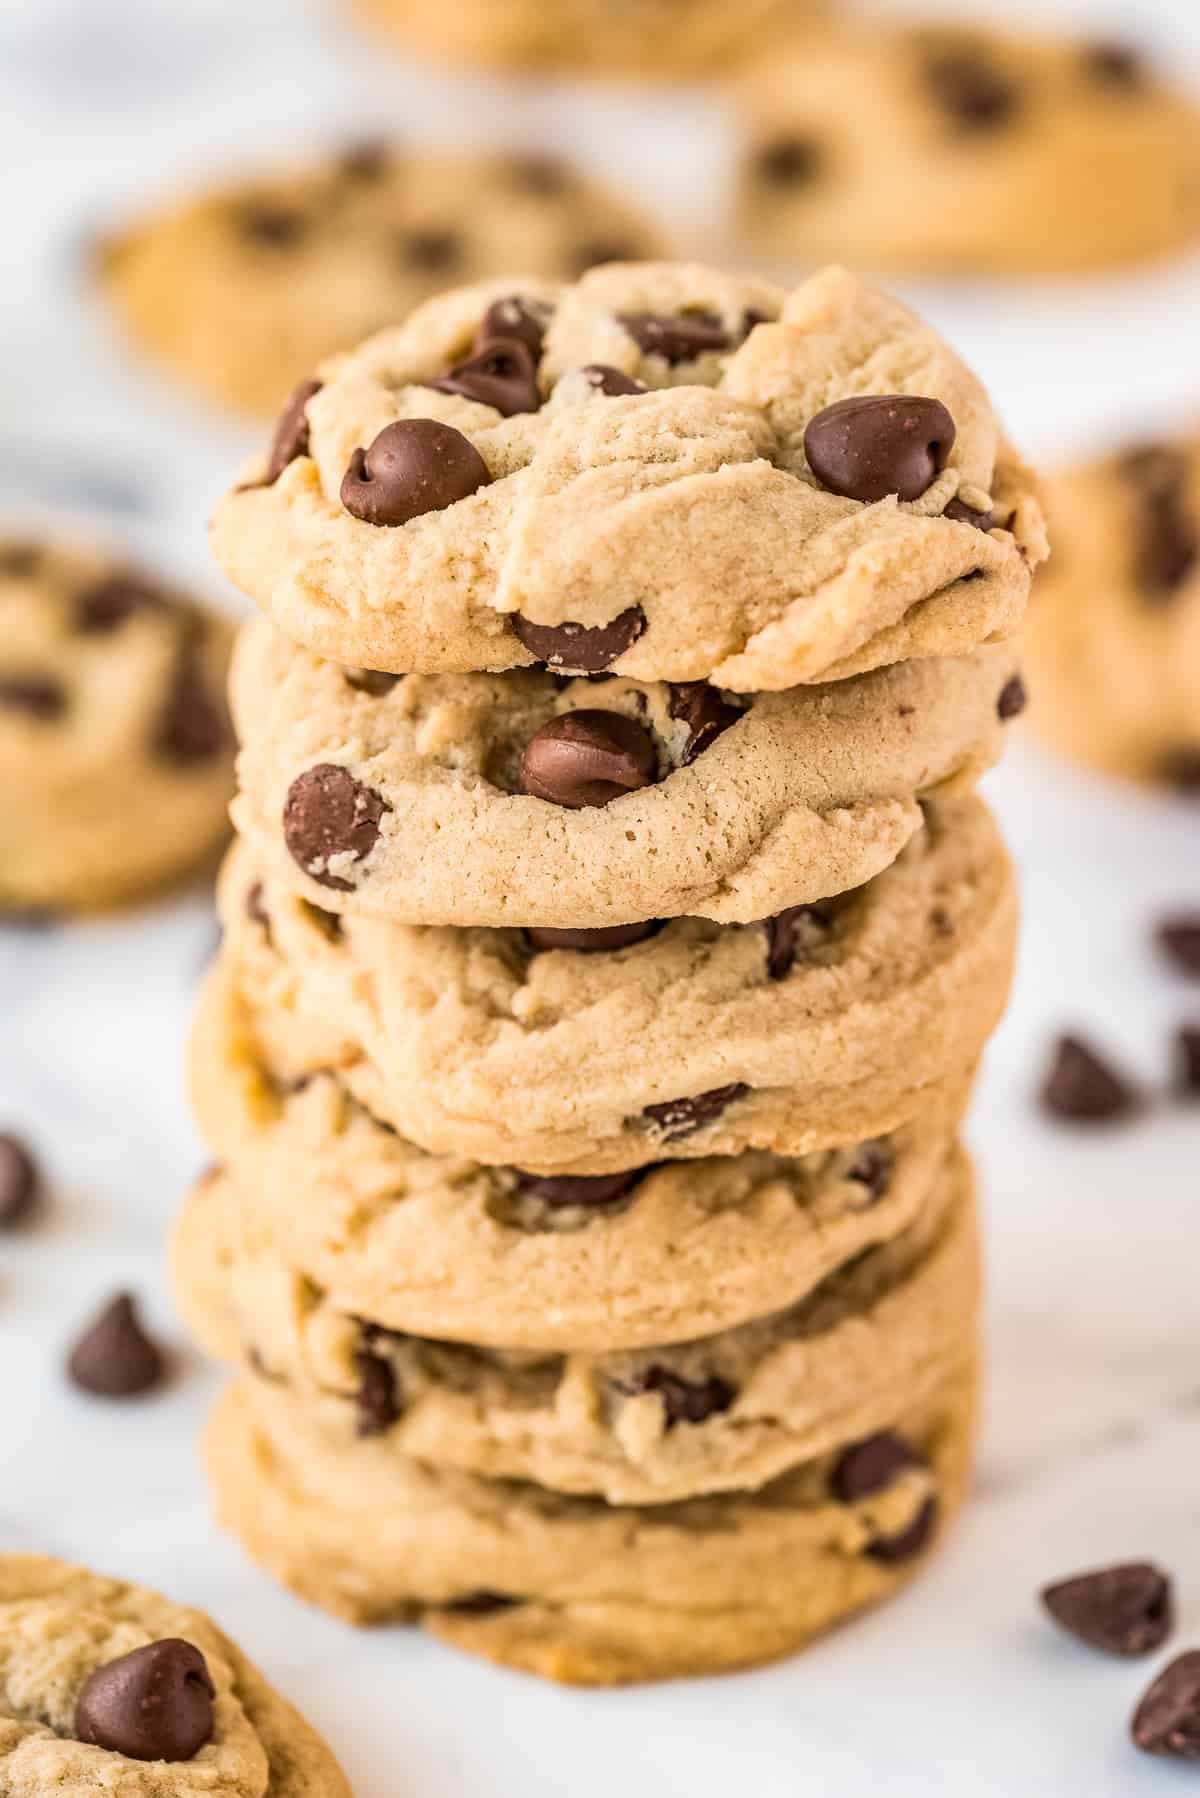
[0,538,234,913]
[1026,434,1200,789]
[210,262,1046,689]
[210,795,1014,1174]
[207,1369,975,1684]
[188,966,971,1349]
[0,1554,350,1795]
[737,23,1200,275]
[176,1142,977,1505]
[349,0,826,78]
[98,144,665,418]
[231,611,1023,926]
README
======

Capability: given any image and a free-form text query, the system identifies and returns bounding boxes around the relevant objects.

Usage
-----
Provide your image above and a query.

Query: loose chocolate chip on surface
[667,682,743,764]
[74,573,165,632]
[0,1133,39,1228]
[511,1168,649,1209]
[755,135,823,186]
[642,1084,747,1140]
[944,496,995,531]
[581,364,647,397]
[283,763,390,890]
[996,674,1027,720]
[75,1639,215,1762]
[157,645,228,766]
[473,296,549,358]
[354,1336,401,1437]
[1133,1651,1200,1759]
[1040,1034,1138,1122]
[0,676,67,720]
[526,920,660,952]
[67,1292,165,1398]
[513,605,645,673]
[396,227,463,272]
[764,903,833,980]
[519,709,658,809]
[1157,915,1200,977]
[234,202,307,247]
[1174,1026,1200,1097]
[620,1365,736,1427]
[265,378,322,484]
[343,666,402,696]
[428,336,541,416]
[924,50,1021,130]
[1084,40,1145,88]
[340,419,491,526]
[805,395,957,503]
[1041,1562,1173,1657]
[617,311,731,363]
[831,1431,924,1503]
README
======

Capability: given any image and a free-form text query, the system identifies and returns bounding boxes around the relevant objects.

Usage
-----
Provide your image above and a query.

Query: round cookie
[207,1368,975,1684]
[348,0,826,78]
[0,1553,350,1795]
[0,538,234,913]
[176,1142,976,1505]
[210,262,1047,690]
[210,795,1014,1175]
[231,612,1023,926]
[736,23,1200,275]
[1025,434,1200,789]
[98,144,666,418]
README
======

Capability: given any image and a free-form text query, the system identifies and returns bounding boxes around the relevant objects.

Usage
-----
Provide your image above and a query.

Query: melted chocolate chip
[396,227,463,272]
[265,378,322,484]
[510,1168,650,1209]
[354,1334,401,1436]
[667,682,743,764]
[755,135,823,186]
[996,674,1027,720]
[157,643,228,766]
[0,1133,39,1228]
[581,364,647,397]
[283,764,390,890]
[74,572,165,632]
[1042,1562,1173,1657]
[519,709,658,809]
[764,903,834,980]
[924,49,1021,131]
[1133,1652,1200,1760]
[67,1292,165,1398]
[75,1640,215,1762]
[343,666,402,696]
[620,1365,736,1427]
[473,297,550,359]
[618,311,731,364]
[805,395,956,503]
[512,606,645,674]
[0,676,67,720]
[428,336,540,416]
[1040,1034,1138,1123]
[526,920,660,953]
[641,1084,747,1140]
[944,496,995,531]
[341,420,491,526]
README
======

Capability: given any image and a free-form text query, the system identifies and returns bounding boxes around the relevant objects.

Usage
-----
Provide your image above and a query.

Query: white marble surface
[2,1,1200,1792]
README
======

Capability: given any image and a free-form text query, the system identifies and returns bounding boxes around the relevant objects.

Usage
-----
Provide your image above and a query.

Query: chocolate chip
[75,1639,215,1762]
[569,238,642,276]
[944,497,995,531]
[618,311,731,364]
[512,606,645,673]
[1161,748,1200,795]
[1040,1034,1138,1123]
[526,920,660,953]
[1157,915,1200,977]
[442,1591,520,1616]
[265,378,322,484]
[1174,1026,1200,1098]
[581,364,647,397]
[0,676,67,720]
[336,139,392,181]
[283,763,390,890]
[755,135,823,186]
[764,903,834,980]
[0,1133,39,1228]
[805,395,957,504]
[473,297,549,359]
[845,1141,893,1203]
[340,419,491,526]
[157,643,228,766]
[1085,41,1145,89]
[246,882,269,929]
[396,227,462,272]
[1138,493,1197,599]
[234,201,308,247]
[503,152,572,195]
[667,682,743,764]
[865,1496,939,1565]
[620,1365,736,1427]
[67,1292,165,1398]
[354,1335,401,1436]
[301,899,344,942]
[641,1084,747,1140]
[519,709,657,809]
[0,542,41,578]
[428,336,540,416]
[74,573,165,633]
[831,1431,924,1503]
[511,1168,649,1209]
[1133,1652,1200,1759]
[924,50,1021,131]
[997,674,1027,720]
[1041,1562,1173,1657]
[343,666,402,696]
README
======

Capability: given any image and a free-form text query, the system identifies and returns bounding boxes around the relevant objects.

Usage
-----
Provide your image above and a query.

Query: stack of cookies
[175,261,1046,1684]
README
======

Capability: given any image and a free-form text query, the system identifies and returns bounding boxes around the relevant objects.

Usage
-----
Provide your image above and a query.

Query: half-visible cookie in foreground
[97,144,666,418]
[210,795,1013,1173]
[349,0,826,78]
[176,1141,977,1504]
[0,538,234,912]
[737,23,1200,275]
[210,263,1046,689]
[0,1553,350,1795]
[207,1368,975,1684]
[231,612,1022,926]
[1025,434,1200,788]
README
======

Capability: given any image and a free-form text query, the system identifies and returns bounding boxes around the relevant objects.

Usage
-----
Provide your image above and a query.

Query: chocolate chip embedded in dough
[283,763,391,890]
[832,1431,938,1563]
[428,336,541,416]
[755,135,823,186]
[923,49,1021,131]
[354,1332,402,1437]
[667,682,743,764]
[805,395,956,503]
[472,296,550,359]
[1084,41,1146,89]
[512,605,646,673]
[619,1365,736,1428]
[74,572,166,632]
[0,676,67,720]
[618,311,732,363]
[518,709,658,809]
[510,1168,650,1209]
[526,920,660,953]
[944,496,995,531]
[763,903,834,980]
[641,1083,747,1140]
[395,227,463,272]
[343,666,402,697]
[233,200,308,247]
[996,674,1027,720]
[341,419,491,527]
[75,1639,215,1762]
[157,643,228,765]
[580,364,647,397]
[265,378,323,484]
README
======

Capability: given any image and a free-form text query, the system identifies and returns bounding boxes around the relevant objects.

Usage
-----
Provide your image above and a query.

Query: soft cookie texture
[209,796,1013,1174]
[231,612,1022,926]
[207,1369,975,1684]
[98,145,665,418]
[210,262,1046,689]
[737,23,1200,275]
[177,1141,976,1504]
[1026,434,1200,788]
[0,1554,350,1795]
[0,538,234,912]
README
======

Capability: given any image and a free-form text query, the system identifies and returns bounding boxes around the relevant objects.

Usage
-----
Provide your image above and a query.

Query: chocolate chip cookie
[1026,433,1200,788]
[0,1554,350,1793]
[737,23,1200,274]
[210,263,1046,688]
[98,144,666,418]
[0,538,234,912]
